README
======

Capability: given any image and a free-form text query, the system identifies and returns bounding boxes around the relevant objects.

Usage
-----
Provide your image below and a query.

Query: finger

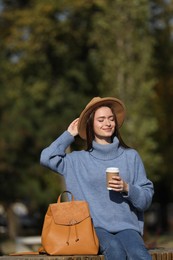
[112,176,121,181]
[73,118,79,123]
[109,181,123,191]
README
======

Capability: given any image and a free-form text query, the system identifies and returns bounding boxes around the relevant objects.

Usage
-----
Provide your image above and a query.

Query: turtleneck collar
[89,136,124,160]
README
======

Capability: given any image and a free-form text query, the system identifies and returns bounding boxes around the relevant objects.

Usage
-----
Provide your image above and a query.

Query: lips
[103,128,112,131]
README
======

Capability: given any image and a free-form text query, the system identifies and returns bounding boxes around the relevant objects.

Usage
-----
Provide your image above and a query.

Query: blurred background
[0,0,173,255]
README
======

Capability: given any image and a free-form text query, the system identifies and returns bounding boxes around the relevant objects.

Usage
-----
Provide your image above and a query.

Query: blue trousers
[95,228,152,260]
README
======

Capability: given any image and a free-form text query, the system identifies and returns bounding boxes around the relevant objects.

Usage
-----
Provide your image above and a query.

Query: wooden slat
[0,255,103,260]
[149,248,173,260]
[1,249,173,260]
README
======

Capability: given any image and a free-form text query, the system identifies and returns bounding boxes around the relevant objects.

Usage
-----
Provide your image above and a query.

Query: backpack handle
[57,190,74,203]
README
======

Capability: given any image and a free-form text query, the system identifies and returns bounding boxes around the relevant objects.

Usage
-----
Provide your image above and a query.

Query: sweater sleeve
[40,131,75,174]
[122,151,154,212]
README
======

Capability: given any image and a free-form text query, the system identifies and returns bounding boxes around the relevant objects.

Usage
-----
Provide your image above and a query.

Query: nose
[105,119,111,126]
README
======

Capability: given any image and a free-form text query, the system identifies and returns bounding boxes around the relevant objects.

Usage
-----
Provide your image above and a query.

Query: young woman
[40,97,154,260]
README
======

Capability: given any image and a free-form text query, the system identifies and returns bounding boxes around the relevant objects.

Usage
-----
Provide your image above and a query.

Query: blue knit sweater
[40,131,154,235]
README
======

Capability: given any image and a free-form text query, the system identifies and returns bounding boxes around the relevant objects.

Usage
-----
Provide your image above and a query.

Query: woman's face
[93,106,116,144]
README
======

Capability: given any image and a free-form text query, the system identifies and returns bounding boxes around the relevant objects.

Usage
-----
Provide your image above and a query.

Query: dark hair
[86,104,129,151]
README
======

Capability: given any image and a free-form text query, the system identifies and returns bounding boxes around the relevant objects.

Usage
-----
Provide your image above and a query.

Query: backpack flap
[50,201,90,225]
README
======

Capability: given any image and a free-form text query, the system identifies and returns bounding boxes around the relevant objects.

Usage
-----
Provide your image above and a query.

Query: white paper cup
[106,167,119,190]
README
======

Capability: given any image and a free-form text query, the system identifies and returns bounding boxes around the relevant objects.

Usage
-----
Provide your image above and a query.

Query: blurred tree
[0,0,166,223]
[0,0,101,212]
[88,0,161,179]
[150,0,173,229]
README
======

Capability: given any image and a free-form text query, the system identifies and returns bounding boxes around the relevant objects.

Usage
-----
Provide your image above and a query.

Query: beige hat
[78,97,126,140]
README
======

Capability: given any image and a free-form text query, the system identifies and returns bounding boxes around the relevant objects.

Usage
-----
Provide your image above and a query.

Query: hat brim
[78,97,126,140]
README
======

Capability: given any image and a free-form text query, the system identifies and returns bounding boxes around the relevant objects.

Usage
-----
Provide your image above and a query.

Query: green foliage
[0,0,171,215]
[150,0,173,201]
[87,0,161,179]
[0,0,100,210]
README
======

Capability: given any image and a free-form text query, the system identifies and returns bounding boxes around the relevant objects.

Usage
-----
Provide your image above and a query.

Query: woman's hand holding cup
[106,167,129,193]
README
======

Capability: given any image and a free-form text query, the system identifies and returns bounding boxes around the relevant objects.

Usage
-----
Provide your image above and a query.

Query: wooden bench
[0,249,173,260]
[149,248,173,260]
[0,256,104,260]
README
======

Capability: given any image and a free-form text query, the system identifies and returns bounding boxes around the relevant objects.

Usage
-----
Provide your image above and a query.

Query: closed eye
[98,117,114,123]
